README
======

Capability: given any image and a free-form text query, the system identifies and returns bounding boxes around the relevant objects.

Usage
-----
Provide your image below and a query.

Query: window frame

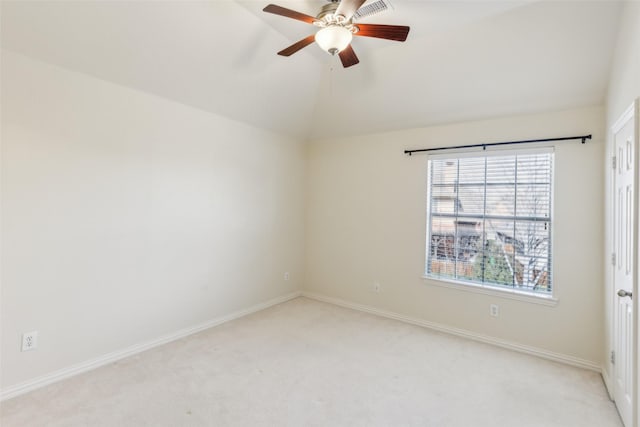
[422,147,557,305]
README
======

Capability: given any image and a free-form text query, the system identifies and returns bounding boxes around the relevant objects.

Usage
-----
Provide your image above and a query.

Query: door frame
[608,99,639,427]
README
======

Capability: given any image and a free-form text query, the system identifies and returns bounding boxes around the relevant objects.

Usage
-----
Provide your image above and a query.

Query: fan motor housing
[317,3,339,20]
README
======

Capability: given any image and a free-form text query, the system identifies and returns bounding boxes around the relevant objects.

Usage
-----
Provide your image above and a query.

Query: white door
[613,101,637,427]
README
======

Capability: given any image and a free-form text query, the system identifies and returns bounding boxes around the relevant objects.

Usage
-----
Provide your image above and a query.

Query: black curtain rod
[404,134,592,156]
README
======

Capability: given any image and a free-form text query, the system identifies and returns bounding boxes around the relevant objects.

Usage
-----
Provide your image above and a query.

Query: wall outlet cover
[22,331,38,351]
[490,304,500,317]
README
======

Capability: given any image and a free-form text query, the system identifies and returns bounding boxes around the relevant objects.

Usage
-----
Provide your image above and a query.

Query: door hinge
[611,253,616,266]
[611,350,616,365]
[612,156,617,169]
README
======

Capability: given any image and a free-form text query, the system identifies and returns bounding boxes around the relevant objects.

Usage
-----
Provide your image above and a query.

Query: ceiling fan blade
[263,4,316,25]
[335,0,367,21]
[338,45,360,68]
[354,24,410,41]
[277,35,316,57]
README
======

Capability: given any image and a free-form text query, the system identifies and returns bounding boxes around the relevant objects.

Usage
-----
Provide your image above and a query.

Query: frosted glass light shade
[315,26,353,55]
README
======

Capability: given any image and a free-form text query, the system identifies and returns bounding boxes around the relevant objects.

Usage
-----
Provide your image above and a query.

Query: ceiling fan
[263,0,410,68]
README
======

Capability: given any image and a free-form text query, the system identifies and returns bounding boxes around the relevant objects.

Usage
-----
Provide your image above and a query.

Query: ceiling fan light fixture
[315,25,353,55]
[263,1,410,67]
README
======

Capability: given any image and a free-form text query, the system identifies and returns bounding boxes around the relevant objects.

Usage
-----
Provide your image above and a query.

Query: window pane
[516,183,550,218]
[431,185,457,215]
[517,154,552,184]
[427,216,483,281]
[454,218,483,282]
[476,236,516,288]
[514,220,551,292]
[430,159,457,185]
[430,216,456,260]
[486,156,515,184]
[458,185,485,215]
[485,185,515,217]
[458,157,485,184]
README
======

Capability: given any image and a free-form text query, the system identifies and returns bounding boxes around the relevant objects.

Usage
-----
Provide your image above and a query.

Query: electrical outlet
[372,282,381,293]
[284,272,290,281]
[21,331,38,351]
[490,304,499,318]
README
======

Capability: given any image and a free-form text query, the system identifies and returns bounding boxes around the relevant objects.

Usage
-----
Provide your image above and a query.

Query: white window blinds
[426,149,553,294]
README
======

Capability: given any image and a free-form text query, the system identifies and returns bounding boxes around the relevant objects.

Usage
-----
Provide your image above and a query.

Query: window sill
[421,276,558,306]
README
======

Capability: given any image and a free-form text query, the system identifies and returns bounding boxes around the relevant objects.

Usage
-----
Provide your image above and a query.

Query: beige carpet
[0,297,622,426]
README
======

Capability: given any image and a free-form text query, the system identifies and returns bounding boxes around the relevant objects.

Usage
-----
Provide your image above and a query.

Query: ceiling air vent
[353,0,393,20]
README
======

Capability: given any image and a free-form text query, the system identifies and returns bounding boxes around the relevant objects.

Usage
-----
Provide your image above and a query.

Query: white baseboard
[0,291,301,402]
[301,291,601,372]
[3,290,601,402]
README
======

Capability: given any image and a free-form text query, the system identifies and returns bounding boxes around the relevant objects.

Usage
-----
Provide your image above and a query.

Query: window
[425,149,553,297]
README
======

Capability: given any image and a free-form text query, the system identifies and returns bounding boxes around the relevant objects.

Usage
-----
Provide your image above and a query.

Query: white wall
[603,0,640,396]
[606,2,640,125]
[305,106,605,364]
[0,51,305,390]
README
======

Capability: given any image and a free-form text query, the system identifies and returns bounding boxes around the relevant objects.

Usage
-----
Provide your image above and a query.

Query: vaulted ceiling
[1,0,623,140]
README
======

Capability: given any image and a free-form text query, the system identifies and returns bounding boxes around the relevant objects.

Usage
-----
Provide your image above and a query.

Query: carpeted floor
[0,297,622,426]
